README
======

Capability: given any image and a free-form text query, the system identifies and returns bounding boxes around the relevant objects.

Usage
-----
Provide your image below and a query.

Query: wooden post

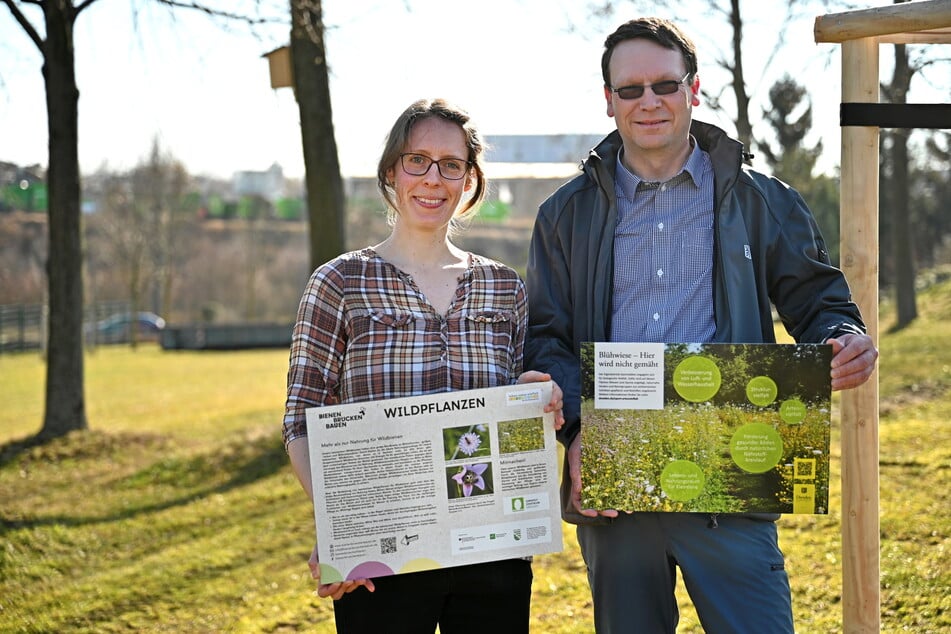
[839,37,880,634]
[814,0,951,42]
[816,3,951,630]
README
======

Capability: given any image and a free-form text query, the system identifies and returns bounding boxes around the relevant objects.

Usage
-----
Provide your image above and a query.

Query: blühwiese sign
[580,342,832,515]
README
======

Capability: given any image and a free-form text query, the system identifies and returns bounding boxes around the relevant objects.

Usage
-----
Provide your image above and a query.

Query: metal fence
[160,322,293,350]
[0,300,130,354]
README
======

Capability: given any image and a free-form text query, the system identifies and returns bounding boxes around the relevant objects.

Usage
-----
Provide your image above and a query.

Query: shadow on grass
[0,428,172,468]
[0,428,288,531]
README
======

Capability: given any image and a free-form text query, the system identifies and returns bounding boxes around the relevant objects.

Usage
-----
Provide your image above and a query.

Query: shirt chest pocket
[348,310,420,349]
[368,311,415,328]
[453,310,518,370]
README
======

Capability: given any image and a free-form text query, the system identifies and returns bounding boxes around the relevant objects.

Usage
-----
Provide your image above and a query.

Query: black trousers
[332,558,533,634]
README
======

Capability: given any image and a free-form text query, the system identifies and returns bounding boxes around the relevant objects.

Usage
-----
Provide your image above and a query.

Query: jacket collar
[583,120,745,195]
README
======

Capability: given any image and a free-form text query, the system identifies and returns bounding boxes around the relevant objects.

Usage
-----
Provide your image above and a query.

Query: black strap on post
[840,102,951,129]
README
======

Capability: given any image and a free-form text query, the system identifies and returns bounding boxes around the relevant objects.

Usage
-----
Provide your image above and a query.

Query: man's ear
[690,74,701,107]
[604,85,616,118]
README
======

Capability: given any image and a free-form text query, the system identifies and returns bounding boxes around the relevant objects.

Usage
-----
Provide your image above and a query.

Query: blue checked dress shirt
[610,139,717,344]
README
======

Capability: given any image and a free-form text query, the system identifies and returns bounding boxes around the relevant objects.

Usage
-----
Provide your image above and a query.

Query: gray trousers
[577,513,795,633]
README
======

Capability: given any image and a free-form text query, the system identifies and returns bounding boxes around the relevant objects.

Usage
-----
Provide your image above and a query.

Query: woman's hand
[516,371,565,430]
[309,541,376,600]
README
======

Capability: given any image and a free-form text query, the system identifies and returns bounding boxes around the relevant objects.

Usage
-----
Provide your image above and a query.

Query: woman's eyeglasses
[399,153,471,180]
[611,73,691,100]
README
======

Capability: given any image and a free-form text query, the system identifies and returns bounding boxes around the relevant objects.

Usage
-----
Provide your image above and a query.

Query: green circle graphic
[746,375,778,406]
[660,460,705,501]
[319,563,344,584]
[672,356,721,402]
[729,423,784,473]
[779,398,807,424]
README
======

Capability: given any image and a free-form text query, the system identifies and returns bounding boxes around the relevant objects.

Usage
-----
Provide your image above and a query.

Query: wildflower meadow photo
[580,342,833,514]
[498,417,546,454]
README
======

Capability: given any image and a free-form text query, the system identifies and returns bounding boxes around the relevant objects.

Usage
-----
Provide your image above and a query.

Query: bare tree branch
[75,0,103,17]
[1,0,44,51]
[151,0,283,26]
[909,49,951,75]
[755,2,800,93]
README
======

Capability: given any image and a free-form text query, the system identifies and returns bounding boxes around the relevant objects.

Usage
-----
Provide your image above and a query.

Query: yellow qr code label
[793,483,816,514]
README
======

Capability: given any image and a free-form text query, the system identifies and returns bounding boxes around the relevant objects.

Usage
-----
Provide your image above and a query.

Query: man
[525,17,878,633]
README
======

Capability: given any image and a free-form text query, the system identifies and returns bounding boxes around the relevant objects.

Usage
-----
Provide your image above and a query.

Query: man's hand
[567,435,619,518]
[827,333,879,391]
[309,541,376,600]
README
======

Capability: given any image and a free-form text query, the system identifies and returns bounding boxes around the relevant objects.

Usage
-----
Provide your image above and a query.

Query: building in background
[232,162,285,201]
[484,134,603,164]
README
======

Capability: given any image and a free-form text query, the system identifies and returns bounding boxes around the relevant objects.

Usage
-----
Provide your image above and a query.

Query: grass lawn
[2,277,950,632]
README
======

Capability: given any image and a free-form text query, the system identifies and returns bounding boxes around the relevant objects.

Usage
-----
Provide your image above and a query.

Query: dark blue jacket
[525,120,865,524]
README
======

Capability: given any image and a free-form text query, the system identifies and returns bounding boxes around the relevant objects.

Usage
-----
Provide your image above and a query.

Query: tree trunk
[39,1,88,439]
[891,129,916,328]
[290,0,346,273]
[887,41,917,329]
[728,0,752,157]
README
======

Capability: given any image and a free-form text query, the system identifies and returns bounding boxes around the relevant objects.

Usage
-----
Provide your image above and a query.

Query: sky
[0,0,943,181]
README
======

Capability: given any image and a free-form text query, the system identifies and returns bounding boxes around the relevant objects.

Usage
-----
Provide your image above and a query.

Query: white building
[232,162,285,201]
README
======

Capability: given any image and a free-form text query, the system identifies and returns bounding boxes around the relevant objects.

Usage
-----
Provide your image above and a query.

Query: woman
[282,98,564,633]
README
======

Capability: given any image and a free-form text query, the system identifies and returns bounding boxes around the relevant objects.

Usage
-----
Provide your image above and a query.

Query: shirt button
[658,222,664,231]
[657,269,664,277]
[660,184,667,192]
[653,313,660,321]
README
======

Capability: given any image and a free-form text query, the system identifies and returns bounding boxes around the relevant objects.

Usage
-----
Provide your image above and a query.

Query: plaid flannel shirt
[282,247,527,450]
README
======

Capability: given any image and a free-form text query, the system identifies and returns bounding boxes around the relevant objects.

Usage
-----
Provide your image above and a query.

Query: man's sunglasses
[611,73,691,100]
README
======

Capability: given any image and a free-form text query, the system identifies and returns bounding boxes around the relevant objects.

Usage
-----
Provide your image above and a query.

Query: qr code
[794,458,816,479]
[380,536,397,555]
